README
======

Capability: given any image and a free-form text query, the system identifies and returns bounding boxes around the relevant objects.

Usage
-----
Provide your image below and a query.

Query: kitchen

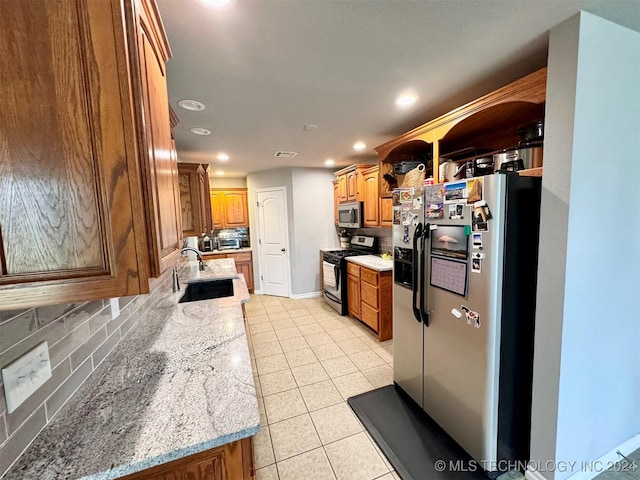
[1,1,639,480]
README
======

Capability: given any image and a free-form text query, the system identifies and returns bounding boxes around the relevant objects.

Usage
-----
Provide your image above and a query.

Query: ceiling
[156,0,640,178]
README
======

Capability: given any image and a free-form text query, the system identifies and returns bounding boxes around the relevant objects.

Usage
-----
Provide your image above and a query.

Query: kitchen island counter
[4,259,258,480]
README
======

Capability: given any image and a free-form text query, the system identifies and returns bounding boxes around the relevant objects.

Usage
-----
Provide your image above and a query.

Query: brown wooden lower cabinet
[346,262,392,341]
[202,251,254,293]
[120,437,254,480]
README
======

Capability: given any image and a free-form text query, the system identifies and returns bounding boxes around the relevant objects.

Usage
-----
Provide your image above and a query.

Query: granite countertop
[346,255,393,271]
[5,259,259,480]
[201,247,252,255]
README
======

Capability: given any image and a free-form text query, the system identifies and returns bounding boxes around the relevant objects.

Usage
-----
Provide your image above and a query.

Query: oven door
[322,260,341,297]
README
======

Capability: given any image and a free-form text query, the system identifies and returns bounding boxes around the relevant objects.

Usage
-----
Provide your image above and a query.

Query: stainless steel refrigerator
[392,173,541,471]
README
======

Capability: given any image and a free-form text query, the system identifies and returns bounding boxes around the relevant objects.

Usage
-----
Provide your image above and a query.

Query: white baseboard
[251,290,322,300]
[526,433,640,480]
[290,291,322,300]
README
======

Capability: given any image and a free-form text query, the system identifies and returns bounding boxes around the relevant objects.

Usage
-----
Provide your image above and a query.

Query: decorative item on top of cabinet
[346,262,392,341]
[178,163,213,237]
[210,189,249,229]
[376,68,546,185]
[119,437,254,480]
[0,0,166,308]
[333,164,374,203]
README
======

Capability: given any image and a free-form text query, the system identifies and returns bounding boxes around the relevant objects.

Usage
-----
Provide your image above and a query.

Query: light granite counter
[5,259,259,480]
[345,255,393,272]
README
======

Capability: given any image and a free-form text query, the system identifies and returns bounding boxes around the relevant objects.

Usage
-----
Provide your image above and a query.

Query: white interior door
[256,188,290,297]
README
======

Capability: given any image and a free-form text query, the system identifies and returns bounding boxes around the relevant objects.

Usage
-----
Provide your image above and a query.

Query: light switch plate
[2,341,52,414]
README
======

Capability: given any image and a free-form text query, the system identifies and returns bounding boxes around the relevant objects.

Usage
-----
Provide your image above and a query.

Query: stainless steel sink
[178,279,234,303]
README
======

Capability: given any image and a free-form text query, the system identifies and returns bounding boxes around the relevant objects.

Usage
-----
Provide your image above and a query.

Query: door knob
[281,248,286,252]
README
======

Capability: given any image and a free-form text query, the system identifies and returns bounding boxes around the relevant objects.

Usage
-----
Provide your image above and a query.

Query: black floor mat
[348,384,490,480]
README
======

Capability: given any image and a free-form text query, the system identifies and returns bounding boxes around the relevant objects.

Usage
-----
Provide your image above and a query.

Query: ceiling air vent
[273,151,298,158]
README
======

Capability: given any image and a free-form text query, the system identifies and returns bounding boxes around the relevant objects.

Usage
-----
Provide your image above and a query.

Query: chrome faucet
[180,247,205,271]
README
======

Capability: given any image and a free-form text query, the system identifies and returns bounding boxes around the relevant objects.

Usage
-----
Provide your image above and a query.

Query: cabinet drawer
[360,282,378,308]
[360,267,378,286]
[228,252,252,262]
[361,302,379,332]
[347,262,360,277]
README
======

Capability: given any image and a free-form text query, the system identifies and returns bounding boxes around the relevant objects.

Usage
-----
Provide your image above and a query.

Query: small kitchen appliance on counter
[216,229,241,250]
[322,235,376,315]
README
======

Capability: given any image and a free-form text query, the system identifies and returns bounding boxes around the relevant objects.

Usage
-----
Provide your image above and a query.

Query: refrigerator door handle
[412,222,424,323]
[421,223,431,326]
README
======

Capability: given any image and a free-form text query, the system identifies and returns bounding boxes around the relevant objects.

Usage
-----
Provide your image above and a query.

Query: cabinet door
[380,198,393,228]
[230,253,254,293]
[198,165,212,234]
[224,191,249,227]
[346,171,358,201]
[0,0,150,307]
[337,175,347,202]
[333,181,339,225]
[362,171,380,227]
[210,190,225,229]
[347,274,361,319]
[136,0,182,277]
[178,163,202,237]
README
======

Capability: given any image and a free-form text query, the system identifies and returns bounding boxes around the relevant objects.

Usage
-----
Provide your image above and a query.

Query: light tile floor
[245,294,399,480]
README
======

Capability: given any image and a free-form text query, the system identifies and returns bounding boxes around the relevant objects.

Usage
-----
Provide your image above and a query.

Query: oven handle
[324,290,341,303]
[412,222,424,323]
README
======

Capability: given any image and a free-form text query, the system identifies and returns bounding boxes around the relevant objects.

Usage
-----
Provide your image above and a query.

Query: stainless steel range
[322,235,376,315]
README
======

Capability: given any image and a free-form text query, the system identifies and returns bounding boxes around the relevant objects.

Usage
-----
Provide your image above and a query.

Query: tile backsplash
[338,227,392,254]
[0,286,162,477]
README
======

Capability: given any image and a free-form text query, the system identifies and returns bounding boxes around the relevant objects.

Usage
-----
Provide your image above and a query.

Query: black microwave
[337,202,362,228]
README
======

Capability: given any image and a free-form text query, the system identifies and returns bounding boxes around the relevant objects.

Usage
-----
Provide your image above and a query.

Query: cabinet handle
[281,248,286,253]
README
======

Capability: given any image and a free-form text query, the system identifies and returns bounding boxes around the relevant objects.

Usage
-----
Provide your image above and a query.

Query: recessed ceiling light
[216,153,229,161]
[324,159,335,166]
[353,141,366,151]
[303,124,319,131]
[215,170,225,176]
[196,0,236,9]
[177,99,205,111]
[394,93,419,108]
[189,127,211,135]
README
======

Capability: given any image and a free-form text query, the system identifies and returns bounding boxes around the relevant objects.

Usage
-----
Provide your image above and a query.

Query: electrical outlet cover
[2,341,52,414]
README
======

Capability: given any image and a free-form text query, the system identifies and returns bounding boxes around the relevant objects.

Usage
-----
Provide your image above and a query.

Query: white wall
[530,11,640,480]
[209,176,247,188]
[247,167,336,296]
[291,168,338,295]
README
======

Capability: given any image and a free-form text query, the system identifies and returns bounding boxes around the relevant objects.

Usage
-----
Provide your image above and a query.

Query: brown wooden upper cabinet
[178,163,213,236]
[0,0,180,309]
[132,0,182,278]
[333,164,374,204]
[362,166,380,227]
[210,189,249,229]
